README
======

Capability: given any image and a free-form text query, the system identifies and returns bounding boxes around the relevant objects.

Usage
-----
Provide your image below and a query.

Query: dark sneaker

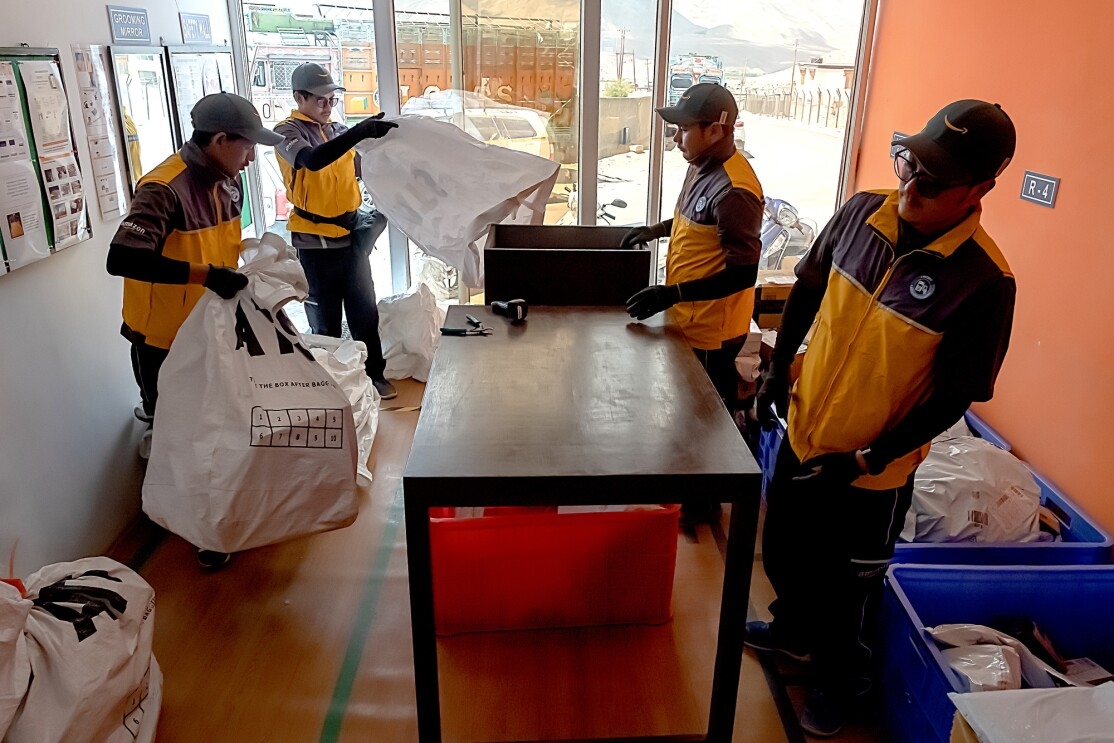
[133,405,153,424]
[744,620,812,662]
[679,501,723,528]
[800,688,849,738]
[372,377,398,400]
[197,550,231,570]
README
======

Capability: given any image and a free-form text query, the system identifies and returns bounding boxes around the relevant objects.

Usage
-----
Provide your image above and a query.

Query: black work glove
[792,451,867,488]
[626,284,681,320]
[203,265,248,299]
[620,224,663,249]
[353,112,398,139]
[754,361,791,427]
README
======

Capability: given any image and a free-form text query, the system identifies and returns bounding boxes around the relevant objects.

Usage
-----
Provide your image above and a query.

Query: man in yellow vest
[107,92,282,569]
[621,83,764,527]
[274,63,398,399]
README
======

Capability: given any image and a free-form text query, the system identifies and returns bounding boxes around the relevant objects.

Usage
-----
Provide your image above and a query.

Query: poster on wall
[20,60,90,250]
[0,61,50,273]
[169,50,235,141]
[72,44,128,218]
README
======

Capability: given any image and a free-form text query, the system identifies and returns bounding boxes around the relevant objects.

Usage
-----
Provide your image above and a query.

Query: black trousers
[130,341,171,417]
[297,243,386,380]
[693,337,746,413]
[762,437,913,693]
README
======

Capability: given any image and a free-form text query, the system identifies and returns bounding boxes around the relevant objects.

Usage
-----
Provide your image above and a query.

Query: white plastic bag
[902,437,1041,544]
[940,644,1023,692]
[0,582,31,739]
[143,235,359,553]
[5,558,161,743]
[950,684,1114,743]
[305,335,380,488]
[927,623,1075,690]
[377,284,445,383]
[357,113,560,288]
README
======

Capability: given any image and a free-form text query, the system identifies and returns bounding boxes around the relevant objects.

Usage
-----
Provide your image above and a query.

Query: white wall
[0,0,234,575]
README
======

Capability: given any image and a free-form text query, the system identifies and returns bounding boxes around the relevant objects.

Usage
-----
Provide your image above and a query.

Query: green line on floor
[319,485,406,743]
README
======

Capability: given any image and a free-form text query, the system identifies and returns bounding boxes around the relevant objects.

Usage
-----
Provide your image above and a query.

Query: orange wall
[852,1,1114,530]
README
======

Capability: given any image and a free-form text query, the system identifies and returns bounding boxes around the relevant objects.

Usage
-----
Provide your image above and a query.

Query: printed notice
[72,45,127,218]
[0,62,50,273]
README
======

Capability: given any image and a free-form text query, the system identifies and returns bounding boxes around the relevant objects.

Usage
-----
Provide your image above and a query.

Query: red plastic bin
[430,505,681,635]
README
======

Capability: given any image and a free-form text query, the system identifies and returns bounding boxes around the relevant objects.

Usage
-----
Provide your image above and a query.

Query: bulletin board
[0,47,92,277]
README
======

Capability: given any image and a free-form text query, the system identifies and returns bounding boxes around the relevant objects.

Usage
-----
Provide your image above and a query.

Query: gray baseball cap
[656,83,738,126]
[291,63,345,97]
[191,93,283,145]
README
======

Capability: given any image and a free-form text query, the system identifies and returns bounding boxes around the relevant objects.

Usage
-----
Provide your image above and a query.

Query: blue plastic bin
[881,564,1114,743]
[757,409,1111,565]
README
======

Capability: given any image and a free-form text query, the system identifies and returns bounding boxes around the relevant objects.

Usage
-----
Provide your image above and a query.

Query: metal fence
[738,87,850,130]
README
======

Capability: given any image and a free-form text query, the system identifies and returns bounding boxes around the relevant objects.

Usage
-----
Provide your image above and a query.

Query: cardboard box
[753,270,797,329]
[485,225,652,306]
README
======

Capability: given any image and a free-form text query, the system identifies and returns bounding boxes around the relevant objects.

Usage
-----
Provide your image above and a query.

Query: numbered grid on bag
[251,407,344,448]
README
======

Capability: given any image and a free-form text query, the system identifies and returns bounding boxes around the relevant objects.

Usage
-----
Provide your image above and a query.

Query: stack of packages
[1,558,161,742]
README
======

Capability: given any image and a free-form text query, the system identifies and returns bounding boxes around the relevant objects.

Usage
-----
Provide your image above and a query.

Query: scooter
[760,196,816,271]
[557,183,628,225]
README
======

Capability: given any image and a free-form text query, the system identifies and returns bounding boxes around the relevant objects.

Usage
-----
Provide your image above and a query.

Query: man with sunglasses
[746,100,1017,736]
[274,63,399,399]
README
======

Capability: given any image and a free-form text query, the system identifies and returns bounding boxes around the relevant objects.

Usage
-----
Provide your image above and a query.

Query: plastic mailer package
[143,234,359,553]
[949,684,1114,743]
[927,623,1076,692]
[357,114,560,288]
[902,436,1041,543]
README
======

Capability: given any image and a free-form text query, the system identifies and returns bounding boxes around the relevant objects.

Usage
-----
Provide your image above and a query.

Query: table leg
[406,497,442,743]
[706,496,760,742]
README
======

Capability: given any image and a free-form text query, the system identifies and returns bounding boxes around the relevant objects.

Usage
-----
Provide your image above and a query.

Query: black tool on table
[491,298,528,322]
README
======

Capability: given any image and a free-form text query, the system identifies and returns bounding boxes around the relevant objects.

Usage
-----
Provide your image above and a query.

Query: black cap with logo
[894,99,1016,183]
[291,62,345,97]
[191,92,283,145]
[656,83,738,126]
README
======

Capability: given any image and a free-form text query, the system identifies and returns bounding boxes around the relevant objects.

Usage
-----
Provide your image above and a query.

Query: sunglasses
[894,149,971,198]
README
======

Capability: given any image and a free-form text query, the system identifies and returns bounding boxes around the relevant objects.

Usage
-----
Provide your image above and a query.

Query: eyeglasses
[312,95,339,108]
[894,149,971,199]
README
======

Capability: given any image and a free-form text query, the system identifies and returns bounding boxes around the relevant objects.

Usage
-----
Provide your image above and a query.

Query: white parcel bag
[0,581,31,739]
[357,112,560,289]
[378,283,444,383]
[4,558,161,743]
[143,236,359,553]
[305,335,380,488]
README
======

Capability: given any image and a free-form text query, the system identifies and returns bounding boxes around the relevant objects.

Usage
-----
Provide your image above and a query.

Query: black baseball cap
[894,99,1016,183]
[191,93,283,145]
[291,62,344,97]
[656,83,738,126]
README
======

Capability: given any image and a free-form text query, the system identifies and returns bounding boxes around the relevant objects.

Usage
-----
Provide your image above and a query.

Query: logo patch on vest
[224,182,241,203]
[695,196,707,212]
[910,275,935,300]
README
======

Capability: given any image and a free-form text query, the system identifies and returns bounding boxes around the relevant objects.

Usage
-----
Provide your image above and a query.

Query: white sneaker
[138,428,152,460]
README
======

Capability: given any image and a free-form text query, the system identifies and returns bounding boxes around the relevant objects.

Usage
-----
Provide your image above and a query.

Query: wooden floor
[135,379,888,743]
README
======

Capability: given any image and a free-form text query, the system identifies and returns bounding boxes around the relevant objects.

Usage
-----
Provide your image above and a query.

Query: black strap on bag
[292,206,359,231]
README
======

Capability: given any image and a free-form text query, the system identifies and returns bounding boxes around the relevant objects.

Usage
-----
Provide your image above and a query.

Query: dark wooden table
[403,305,762,743]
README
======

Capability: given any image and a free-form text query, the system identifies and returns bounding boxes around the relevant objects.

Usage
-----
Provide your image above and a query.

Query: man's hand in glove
[754,362,790,427]
[626,284,681,320]
[203,265,248,299]
[619,225,661,249]
[353,112,398,140]
[792,451,869,488]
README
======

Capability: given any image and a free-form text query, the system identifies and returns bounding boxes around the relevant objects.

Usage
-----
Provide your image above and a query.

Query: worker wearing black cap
[273,62,398,399]
[106,92,282,568]
[621,82,765,527]
[746,100,1018,736]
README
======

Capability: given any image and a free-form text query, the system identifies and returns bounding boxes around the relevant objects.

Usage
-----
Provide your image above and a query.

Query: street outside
[276,111,847,333]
